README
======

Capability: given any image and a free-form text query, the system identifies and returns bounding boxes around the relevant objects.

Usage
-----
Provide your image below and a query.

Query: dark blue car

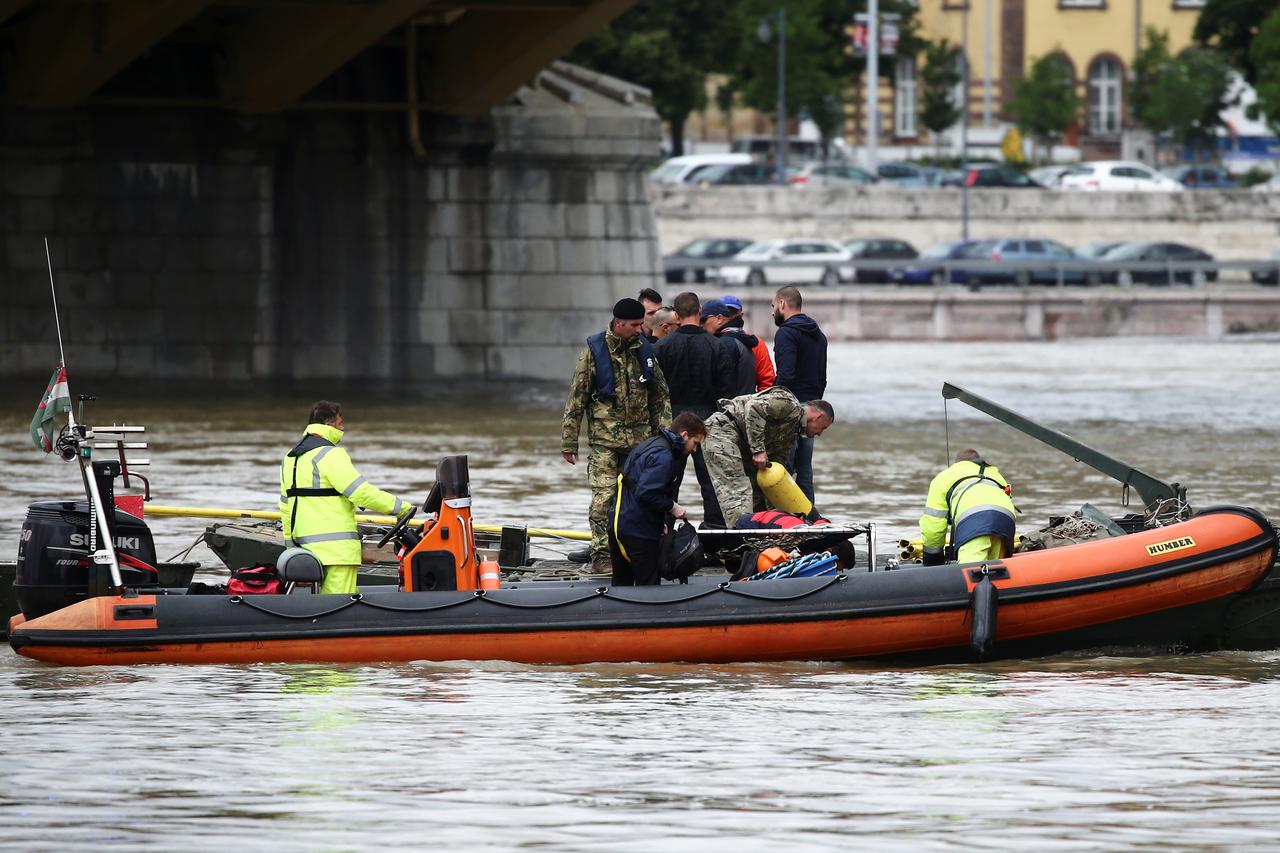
[890,240,983,285]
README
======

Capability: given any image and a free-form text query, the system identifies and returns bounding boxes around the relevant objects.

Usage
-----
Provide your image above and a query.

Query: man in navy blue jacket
[609,411,707,586]
[771,285,828,503]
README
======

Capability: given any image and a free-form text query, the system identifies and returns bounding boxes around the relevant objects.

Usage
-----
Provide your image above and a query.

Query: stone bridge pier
[0,64,661,388]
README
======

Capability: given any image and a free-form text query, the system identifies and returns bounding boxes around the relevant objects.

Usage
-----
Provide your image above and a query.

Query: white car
[711,239,855,287]
[1059,161,1185,192]
[649,154,752,185]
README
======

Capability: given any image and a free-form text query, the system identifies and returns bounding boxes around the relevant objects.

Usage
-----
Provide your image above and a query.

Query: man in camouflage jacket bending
[562,298,672,572]
[701,387,834,527]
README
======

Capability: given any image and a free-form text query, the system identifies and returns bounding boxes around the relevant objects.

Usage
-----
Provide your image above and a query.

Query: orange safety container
[756,547,790,573]
[478,560,501,591]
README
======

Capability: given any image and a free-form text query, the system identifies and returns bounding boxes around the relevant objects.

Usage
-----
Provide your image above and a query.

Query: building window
[1172,0,1205,8]
[895,58,917,137]
[1059,0,1105,7]
[1088,57,1122,135]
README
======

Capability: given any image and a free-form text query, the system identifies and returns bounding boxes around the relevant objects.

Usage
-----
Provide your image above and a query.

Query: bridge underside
[0,0,634,115]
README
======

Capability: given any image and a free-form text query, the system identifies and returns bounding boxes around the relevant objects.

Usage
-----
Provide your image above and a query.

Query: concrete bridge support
[0,64,661,387]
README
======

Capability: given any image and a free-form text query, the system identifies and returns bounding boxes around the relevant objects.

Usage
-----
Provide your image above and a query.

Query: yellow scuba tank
[756,462,814,517]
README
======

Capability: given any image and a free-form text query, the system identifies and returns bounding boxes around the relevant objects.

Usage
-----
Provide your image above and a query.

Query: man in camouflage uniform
[701,387,834,527]
[562,298,672,572]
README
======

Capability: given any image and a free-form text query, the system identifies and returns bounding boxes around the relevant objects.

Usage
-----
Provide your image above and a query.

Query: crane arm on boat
[941,382,1186,513]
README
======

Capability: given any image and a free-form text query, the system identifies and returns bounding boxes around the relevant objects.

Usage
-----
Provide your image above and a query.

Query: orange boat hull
[10,507,1278,666]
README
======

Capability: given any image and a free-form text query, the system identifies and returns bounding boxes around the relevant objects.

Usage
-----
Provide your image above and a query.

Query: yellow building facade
[686,1,1210,160]
[858,0,1208,157]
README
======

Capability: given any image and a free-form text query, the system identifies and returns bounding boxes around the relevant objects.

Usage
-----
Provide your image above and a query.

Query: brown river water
[1,338,1279,849]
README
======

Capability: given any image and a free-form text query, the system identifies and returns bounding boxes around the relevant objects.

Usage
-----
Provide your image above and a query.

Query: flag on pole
[30,365,71,453]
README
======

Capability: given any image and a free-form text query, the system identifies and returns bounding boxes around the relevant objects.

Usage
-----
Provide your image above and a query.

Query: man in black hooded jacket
[772,285,828,503]
[654,291,732,420]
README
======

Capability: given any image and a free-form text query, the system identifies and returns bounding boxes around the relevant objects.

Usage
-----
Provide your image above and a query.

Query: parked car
[1250,248,1280,285]
[843,238,918,282]
[876,161,934,187]
[649,154,752,185]
[1076,241,1126,259]
[968,238,1089,285]
[1028,165,1074,188]
[889,239,983,285]
[663,237,754,284]
[1059,161,1185,192]
[690,162,779,186]
[1098,242,1217,285]
[730,135,824,164]
[1249,172,1280,193]
[789,162,878,187]
[712,239,855,287]
[958,164,1043,188]
[1163,165,1237,189]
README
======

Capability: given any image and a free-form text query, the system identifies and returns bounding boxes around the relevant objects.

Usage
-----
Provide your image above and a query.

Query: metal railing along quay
[670,258,1280,289]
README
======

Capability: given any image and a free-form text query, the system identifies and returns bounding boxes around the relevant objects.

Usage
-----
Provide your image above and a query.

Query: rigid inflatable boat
[8,499,1277,666]
[8,386,1280,667]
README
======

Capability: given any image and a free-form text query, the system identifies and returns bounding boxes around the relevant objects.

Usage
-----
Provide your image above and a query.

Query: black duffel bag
[659,520,705,582]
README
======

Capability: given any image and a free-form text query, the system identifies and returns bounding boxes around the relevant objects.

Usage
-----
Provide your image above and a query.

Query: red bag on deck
[228,565,283,595]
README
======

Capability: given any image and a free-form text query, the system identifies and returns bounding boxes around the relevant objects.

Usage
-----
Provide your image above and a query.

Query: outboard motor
[14,500,157,620]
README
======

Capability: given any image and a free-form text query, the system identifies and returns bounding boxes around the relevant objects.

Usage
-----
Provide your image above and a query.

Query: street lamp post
[867,0,878,175]
[758,10,787,186]
[960,0,970,239]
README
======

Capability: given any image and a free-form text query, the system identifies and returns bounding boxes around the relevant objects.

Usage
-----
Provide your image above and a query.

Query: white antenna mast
[44,237,122,589]
[44,237,69,374]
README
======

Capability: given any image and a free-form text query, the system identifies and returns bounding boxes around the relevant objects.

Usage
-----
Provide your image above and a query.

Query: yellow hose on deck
[144,504,591,541]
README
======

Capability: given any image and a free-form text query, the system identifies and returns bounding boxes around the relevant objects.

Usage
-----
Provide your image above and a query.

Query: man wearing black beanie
[562,297,672,573]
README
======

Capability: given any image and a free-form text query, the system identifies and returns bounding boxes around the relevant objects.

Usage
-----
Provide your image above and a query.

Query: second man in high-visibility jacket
[919,448,1017,565]
[279,400,411,595]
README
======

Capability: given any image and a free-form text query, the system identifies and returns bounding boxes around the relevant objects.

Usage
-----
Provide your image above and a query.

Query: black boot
[566,547,591,564]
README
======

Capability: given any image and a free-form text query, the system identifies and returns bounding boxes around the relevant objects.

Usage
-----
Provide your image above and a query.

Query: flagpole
[44,237,122,590]
[44,237,68,373]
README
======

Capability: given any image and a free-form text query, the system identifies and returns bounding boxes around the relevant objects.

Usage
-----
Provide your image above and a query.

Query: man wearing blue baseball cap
[719,294,775,391]
[702,298,756,398]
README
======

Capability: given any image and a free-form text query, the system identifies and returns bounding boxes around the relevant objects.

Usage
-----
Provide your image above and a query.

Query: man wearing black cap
[562,297,672,573]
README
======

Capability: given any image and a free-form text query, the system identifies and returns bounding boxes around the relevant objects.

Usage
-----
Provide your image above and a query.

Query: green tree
[1194,0,1272,86]
[567,0,742,156]
[1133,27,1234,155]
[1131,27,1174,128]
[919,39,962,151]
[1007,52,1080,162]
[731,0,843,147]
[728,0,925,152]
[1249,8,1280,135]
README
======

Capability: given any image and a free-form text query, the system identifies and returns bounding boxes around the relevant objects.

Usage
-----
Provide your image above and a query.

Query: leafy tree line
[569,0,1280,161]
[568,0,929,156]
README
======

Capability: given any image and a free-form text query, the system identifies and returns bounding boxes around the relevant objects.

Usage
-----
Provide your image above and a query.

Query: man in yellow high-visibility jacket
[279,401,410,594]
[919,448,1016,566]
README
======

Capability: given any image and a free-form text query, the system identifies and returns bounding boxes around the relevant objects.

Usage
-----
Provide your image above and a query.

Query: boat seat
[277,547,324,593]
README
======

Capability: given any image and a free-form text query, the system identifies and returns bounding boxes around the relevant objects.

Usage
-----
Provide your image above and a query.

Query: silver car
[712,239,855,287]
